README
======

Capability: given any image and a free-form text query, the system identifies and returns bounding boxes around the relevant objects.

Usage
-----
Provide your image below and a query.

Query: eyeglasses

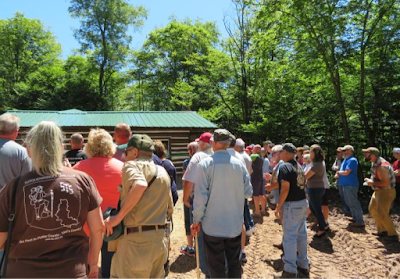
[124,148,134,156]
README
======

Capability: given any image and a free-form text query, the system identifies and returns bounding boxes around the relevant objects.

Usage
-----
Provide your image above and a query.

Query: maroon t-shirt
[393,160,400,183]
[0,168,102,278]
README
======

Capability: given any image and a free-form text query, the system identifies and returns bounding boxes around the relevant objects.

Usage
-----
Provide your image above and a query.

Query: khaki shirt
[121,156,173,227]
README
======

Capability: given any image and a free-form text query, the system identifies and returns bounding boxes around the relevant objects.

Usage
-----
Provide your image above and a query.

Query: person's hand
[191,223,201,237]
[334,172,339,179]
[88,264,99,278]
[265,183,272,192]
[365,178,374,187]
[63,157,71,168]
[104,215,120,237]
[263,172,272,181]
[275,206,282,220]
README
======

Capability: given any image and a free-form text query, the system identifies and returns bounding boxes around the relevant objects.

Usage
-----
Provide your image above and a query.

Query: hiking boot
[273,271,297,278]
[372,231,388,237]
[349,222,365,228]
[297,267,310,278]
[273,243,284,250]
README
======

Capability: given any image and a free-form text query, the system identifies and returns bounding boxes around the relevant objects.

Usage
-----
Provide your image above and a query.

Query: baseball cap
[362,147,380,156]
[195,132,213,144]
[336,147,343,152]
[211,129,231,143]
[263,140,272,145]
[245,146,253,152]
[236,138,245,147]
[282,143,297,154]
[117,134,155,152]
[340,145,354,152]
[392,147,400,154]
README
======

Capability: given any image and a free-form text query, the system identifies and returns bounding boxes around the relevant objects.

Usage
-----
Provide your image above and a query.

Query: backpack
[294,161,306,190]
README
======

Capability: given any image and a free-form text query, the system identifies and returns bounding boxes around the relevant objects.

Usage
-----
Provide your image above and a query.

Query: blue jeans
[282,199,310,274]
[307,188,327,230]
[101,241,114,278]
[338,185,350,212]
[342,186,364,224]
[244,199,254,230]
[272,188,280,204]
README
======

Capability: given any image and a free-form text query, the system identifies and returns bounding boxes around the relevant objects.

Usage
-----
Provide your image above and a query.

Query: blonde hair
[25,121,64,176]
[0,114,20,135]
[154,140,167,159]
[303,154,312,164]
[85,128,115,158]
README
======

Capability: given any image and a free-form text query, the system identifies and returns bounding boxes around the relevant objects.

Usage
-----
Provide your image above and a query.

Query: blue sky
[0,0,233,58]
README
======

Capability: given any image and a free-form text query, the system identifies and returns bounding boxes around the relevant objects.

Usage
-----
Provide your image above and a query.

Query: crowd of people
[0,112,399,278]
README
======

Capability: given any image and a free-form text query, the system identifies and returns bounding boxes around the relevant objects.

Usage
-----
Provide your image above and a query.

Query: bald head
[113,123,132,145]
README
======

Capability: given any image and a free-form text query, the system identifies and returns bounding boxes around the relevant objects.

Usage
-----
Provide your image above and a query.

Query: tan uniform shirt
[121,156,173,227]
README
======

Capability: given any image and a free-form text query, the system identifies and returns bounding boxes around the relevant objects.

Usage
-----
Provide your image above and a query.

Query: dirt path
[168,190,400,278]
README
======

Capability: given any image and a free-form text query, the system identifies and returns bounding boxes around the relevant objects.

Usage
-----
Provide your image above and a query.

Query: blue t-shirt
[338,155,359,186]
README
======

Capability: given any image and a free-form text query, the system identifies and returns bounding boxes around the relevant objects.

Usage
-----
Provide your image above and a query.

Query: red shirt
[74,157,123,235]
[393,160,400,183]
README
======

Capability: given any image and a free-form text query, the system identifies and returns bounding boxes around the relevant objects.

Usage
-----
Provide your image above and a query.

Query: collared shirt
[182,148,213,184]
[0,138,32,188]
[193,150,252,238]
[121,156,173,227]
[239,151,252,174]
[370,157,396,190]
[338,155,359,186]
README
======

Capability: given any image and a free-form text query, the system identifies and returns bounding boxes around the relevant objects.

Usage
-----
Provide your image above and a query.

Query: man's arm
[87,207,105,278]
[275,181,289,219]
[191,163,209,236]
[366,166,390,188]
[183,180,194,208]
[243,165,253,198]
[105,180,147,236]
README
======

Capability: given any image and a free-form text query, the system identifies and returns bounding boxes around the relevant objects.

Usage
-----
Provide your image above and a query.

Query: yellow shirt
[121,156,173,227]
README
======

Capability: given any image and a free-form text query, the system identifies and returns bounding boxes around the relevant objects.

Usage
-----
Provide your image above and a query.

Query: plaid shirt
[370,157,396,190]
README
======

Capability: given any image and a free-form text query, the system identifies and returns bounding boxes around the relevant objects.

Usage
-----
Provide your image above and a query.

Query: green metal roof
[5,110,218,128]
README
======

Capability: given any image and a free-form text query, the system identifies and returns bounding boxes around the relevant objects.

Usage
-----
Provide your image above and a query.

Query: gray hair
[25,121,64,176]
[0,114,20,135]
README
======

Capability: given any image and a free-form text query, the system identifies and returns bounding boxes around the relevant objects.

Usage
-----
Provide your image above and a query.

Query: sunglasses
[124,148,134,156]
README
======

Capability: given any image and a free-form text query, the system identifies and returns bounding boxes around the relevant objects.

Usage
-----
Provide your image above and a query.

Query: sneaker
[240,251,247,265]
[269,203,277,210]
[372,231,388,237]
[273,271,297,278]
[180,245,195,257]
[273,243,283,250]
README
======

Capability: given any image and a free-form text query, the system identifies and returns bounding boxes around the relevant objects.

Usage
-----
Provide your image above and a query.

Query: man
[362,147,398,238]
[64,133,88,166]
[235,138,252,174]
[334,145,365,227]
[105,134,173,278]
[265,145,284,210]
[274,143,309,278]
[392,147,400,205]
[332,147,349,214]
[182,131,213,277]
[0,113,31,188]
[191,129,252,278]
[112,123,132,162]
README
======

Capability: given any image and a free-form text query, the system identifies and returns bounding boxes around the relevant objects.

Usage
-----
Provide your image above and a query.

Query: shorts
[252,179,264,196]
[321,188,331,206]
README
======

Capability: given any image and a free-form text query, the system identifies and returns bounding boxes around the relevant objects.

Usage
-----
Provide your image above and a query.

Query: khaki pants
[369,188,397,236]
[110,229,168,278]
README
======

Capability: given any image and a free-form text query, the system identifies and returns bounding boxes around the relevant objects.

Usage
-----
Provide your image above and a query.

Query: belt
[126,225,166,234]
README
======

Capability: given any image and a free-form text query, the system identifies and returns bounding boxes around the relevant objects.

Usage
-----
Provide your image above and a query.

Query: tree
[69,0,147,108]
[0,12,61,112]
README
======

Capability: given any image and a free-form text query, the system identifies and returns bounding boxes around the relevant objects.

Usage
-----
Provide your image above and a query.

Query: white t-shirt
[239,151,252,174]
[182,148,213,183]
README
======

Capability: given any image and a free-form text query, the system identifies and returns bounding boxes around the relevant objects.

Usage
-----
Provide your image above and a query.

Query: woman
[154,140,178,205]
[0,121,104,278]
[305,144,328,237]
[73,128,123,279]
[180,141,198,257]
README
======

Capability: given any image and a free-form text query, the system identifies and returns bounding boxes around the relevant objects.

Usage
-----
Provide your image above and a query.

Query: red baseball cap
[196,132,212,144]
[245,146,253,151]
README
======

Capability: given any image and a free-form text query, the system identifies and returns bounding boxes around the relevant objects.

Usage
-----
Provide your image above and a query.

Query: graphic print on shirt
[24,178,81,231]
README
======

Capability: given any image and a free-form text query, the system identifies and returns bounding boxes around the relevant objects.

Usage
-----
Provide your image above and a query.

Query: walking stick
[195,231,200,279]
